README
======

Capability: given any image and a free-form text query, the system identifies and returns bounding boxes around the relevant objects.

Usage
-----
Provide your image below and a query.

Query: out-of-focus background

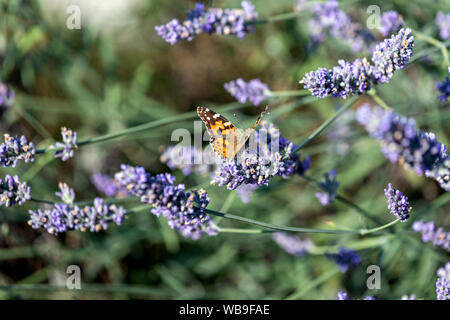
[0,0,449,299]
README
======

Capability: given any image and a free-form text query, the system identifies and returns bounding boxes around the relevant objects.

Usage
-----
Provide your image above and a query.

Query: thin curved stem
[292,95,358,153]
[412,29,450,69]
[367,89,392,110]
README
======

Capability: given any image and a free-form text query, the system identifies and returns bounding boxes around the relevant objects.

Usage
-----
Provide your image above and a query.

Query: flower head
[0,175,30,207]
[412,220,450,252]
[436,263,450,300]
[51,127,78,161]
[0,82,15,107]
[212,122,310,190]
[315,169,338,206]
[336,291,349,300]
[378,11,405,37]
[155,1,258,45]
[356,104,448,182]
[436,77,450,102]
[436,11,450,40]
[300,28,414,99]
[384,184,411,222]
[55,182,75,205]
[425,156,449,192]
[326,247,361,272]
[224,78,270,106]
[0,134,35,168]
[115,165,217,240]
[272,232,313,257]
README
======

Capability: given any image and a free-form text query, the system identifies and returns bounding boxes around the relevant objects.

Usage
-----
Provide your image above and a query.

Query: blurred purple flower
[0,82,15,107]
[0,134,35,168]
[384,183,411,222]
[91,172,125,197]
[412,220,450,252]
[272,232,313,257]
[326,247,361,272]
[356,104,448,187]
[436,11,450,40]
[337,291,376,300]
[0,174,30,207]
[224,78,270,106]
[315,170,338,206]
[236,183,258,203]
[377,11,404,37]
[436,77,450,102]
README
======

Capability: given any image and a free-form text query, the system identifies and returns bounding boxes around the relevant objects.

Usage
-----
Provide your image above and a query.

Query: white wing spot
[213,113,220,119]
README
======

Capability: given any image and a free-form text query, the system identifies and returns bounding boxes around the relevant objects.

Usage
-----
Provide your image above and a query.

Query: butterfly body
[197,106,268,160]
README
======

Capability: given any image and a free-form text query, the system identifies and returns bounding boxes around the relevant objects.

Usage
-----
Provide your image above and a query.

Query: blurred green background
[0,0,449,299]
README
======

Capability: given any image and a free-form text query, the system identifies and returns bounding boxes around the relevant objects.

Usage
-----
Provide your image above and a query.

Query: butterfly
[197,106,269,160]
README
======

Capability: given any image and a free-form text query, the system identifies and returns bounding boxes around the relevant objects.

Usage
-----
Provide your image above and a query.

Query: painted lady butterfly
[197,106,269,160]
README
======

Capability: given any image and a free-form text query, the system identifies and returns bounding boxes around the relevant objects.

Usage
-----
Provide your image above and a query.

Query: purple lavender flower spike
[51,127,78,161]
[425,156,449,191]
[115,165,217,240]
[0,134,35,168]
[356,105,448,188]
[0,82,15,107]
[436,263,450,300]
[371,28,414,84]
[336,291,349,300]
[326,247,361,272]
[436,11,450,40]
[436,77,450,102]
[224,78,270,106]
[315,170,338,206]
[301,28,414,98]
[28,182,127,235]
[384,183,411,222]
[378,11,405,37]
[272,232,313,257]
[412,220,450,252]
[0,175,30,207]
[155,1,258,45]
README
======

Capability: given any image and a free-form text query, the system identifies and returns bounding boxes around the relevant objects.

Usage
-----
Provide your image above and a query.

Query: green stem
[286,268,340,300]
[267,90,311,98]
[412,29,450,69]
[292,95,358,153]
[35,103,248,154]
[367,89,392,110]
[253,11,302,24]
[359,219,400,236]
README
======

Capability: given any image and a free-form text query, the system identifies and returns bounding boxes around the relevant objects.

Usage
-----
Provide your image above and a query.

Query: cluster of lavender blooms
[155,1,258,45]
[50,127,78,162]
[384,184,411,222]
[272,232,313,257]
[412,220,450,252]
[436,11,450,40]
[378,11,405,37]
[0,134,35,168]
[28,182,127,235]
[436,263,450,300]
[425,156,449,192]
[300,28,414,99]
[91,172,127,197]
[0,175,30,207]
[315,170,338,206]
[160,145,216,177]
[436,76,450,102]
[114,164,217,240]
[336,291,375,300]
[326,247,361,272]
[0,82,15,107]
[356,104,448,191]
[224,78,270,106]
[212,122,311,190]
[308,0,375,52]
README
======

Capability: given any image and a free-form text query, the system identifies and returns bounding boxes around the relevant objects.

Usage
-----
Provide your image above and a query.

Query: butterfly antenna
[251,105,269,130]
